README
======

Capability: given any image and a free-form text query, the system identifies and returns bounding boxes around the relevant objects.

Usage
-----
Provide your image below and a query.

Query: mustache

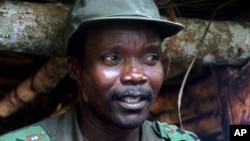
[110,87,153,101]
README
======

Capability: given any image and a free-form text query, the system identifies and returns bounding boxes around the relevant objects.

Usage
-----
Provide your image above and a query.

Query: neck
[78,106,141,141]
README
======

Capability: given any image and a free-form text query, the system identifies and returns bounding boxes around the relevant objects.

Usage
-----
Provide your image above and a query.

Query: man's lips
[115,96,148,110]
[110,87,153,110]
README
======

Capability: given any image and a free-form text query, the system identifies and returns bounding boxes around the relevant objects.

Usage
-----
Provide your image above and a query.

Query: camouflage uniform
[0,107,200,141]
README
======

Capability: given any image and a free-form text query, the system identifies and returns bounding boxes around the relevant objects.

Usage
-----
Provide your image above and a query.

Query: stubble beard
[108,87,154,130]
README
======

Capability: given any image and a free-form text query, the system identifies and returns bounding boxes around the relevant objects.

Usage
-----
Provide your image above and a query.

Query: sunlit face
[69,21,164,130]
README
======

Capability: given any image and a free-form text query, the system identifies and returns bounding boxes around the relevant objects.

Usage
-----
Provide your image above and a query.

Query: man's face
[70,22,164,129]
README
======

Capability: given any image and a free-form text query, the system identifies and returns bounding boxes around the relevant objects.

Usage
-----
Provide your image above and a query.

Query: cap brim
[74,16,184,39]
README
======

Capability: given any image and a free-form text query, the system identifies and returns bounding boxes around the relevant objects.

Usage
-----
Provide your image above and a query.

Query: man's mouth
[116,96,147,110]
[122,97,141,103]
[110,87,153,110]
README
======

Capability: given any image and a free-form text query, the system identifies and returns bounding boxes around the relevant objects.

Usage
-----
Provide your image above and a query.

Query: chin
[114,115,146,130]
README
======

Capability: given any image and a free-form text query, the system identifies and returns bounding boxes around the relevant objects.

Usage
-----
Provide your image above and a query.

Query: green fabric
[156,121,201,141]
[0,108,200,141]
[0,126,51,141]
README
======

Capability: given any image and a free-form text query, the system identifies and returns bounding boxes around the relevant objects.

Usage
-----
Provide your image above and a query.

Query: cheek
[90,67,120,91]
[146,65,164,92]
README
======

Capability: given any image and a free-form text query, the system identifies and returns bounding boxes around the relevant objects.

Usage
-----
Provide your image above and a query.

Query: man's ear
[67,57,81,81]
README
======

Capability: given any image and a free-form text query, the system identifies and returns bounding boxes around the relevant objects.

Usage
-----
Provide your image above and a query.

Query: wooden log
[0,57,67,118]
[0,1,70,56]
[0,1,249,65]
[172,18,250,65]
[212,60,250,140]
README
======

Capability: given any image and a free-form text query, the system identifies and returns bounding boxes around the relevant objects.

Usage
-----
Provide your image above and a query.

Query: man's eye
[144,54,159,65]
[103,54,121,65]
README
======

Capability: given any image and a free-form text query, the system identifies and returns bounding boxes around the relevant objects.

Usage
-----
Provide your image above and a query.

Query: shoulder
[0,125,51,141]
[145,120,201,141]
[0,113,66,141]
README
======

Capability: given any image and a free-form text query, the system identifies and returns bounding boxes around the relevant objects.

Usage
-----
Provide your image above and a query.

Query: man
[0,0,200,140]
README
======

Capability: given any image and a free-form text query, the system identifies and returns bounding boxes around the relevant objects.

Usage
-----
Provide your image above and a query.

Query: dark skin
[68,22,164,141]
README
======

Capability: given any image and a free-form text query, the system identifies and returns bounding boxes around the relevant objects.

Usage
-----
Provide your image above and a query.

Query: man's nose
[120,59,148,85]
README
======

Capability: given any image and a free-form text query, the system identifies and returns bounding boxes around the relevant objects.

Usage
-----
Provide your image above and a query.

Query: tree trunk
[0,57,67,118]
[0,1,250,65]
[0,1,70,56]
[173,18,250,65]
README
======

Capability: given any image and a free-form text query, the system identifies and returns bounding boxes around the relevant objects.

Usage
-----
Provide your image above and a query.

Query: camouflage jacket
[0,107,200,141]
